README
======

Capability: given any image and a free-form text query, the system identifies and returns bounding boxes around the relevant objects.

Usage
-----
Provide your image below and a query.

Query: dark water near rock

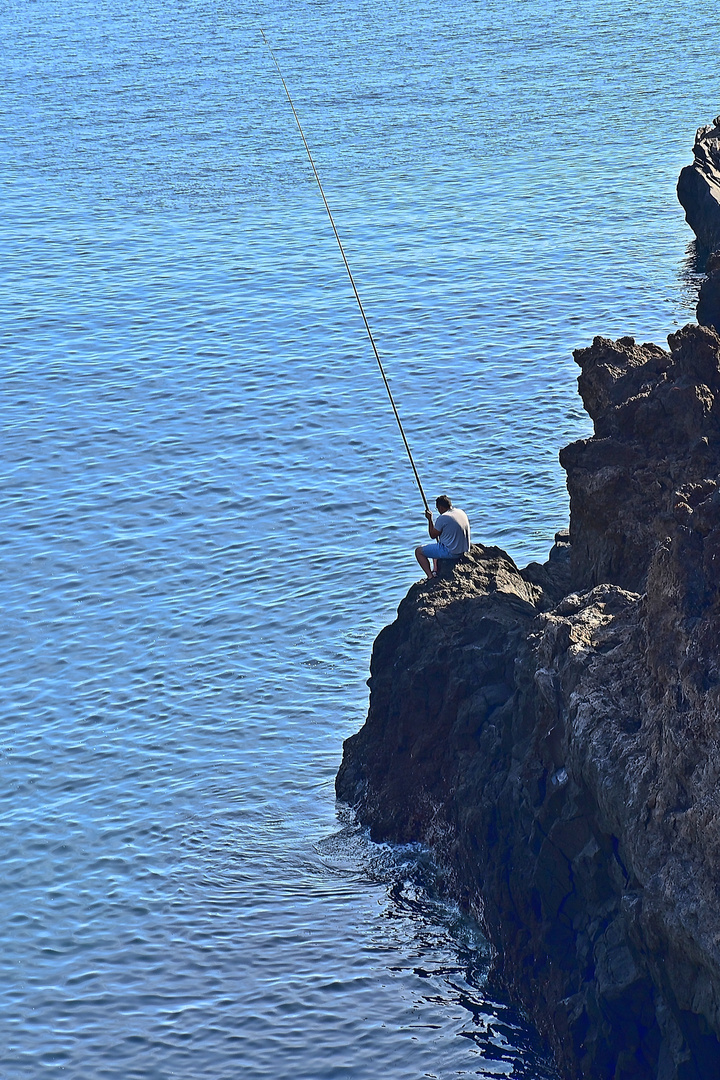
[1,0,719,1076]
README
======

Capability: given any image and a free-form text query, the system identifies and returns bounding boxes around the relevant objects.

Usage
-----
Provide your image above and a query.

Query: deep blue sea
[2,1,719,1076]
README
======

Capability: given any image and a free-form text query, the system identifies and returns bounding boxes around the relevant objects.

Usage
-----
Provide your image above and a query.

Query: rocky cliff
[336,322,720,1079]
[678,117,720,255]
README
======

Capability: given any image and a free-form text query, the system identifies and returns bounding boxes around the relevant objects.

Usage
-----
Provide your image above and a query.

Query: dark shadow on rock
[696,250,720,331]
[677,117,720,258]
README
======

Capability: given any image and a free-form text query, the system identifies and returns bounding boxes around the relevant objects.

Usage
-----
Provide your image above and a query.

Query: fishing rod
[260,29,430,515]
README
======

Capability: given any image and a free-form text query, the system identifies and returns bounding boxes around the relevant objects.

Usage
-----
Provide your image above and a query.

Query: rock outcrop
[678,118,720,255]
[696,251,720,332]
[336,322,720,1080]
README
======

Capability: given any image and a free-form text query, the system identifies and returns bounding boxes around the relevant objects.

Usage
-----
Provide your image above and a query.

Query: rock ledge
[337,323,720,1080]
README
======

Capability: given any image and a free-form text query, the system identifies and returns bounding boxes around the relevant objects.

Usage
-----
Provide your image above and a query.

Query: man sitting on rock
[415,495,471,581]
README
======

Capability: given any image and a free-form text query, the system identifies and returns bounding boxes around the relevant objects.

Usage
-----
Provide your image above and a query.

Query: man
[415,495,471,581]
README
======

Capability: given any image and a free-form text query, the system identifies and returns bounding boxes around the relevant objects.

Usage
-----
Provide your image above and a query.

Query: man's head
[436,495,452,512]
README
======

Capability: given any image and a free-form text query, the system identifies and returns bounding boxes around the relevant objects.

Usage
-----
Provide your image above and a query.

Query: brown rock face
[336,324,720,1079]
[562,325,720,593]
[677,118,720,254]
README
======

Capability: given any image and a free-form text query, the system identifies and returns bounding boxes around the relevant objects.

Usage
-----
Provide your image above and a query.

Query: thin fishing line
[260,29,430,514]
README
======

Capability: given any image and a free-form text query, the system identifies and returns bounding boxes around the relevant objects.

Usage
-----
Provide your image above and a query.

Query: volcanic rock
[678,117,720,254]
[336,323,720,1079]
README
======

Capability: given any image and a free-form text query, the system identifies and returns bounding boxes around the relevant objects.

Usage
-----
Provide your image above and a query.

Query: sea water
[1,0,718,1076]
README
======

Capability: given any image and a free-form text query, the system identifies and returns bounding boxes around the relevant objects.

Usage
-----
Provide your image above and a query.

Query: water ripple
[1,0,716,1075]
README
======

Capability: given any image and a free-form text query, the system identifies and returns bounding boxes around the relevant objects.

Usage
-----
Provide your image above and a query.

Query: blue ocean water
[1,1,718,1076]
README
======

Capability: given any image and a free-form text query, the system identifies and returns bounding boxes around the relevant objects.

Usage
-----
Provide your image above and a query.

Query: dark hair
[436,495,452,511]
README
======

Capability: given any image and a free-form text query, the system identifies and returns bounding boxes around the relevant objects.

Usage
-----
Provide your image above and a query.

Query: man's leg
[415,545,433,580]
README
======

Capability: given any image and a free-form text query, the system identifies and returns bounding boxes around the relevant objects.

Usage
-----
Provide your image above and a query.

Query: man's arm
[425,509,441,539]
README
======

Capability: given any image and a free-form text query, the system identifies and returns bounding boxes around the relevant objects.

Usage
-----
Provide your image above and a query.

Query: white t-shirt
[435,508,471,555]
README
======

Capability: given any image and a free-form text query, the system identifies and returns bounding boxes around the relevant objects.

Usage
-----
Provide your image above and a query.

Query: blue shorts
[422,542,456,559]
